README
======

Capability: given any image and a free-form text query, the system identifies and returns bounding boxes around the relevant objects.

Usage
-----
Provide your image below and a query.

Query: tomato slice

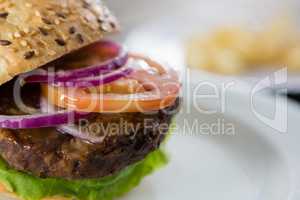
[90,78,146,94]
[42,54,181,113]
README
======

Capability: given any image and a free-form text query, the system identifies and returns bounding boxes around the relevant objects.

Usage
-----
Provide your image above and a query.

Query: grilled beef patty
[0,80,180,179]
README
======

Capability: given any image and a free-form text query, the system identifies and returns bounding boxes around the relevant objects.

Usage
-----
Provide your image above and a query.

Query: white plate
[118,69,300,200]
[121,70,300,200]
[107,1,300,200]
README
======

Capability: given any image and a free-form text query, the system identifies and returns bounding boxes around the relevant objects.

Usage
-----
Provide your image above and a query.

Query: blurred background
[106,0,300,96]
[103,1,300,200]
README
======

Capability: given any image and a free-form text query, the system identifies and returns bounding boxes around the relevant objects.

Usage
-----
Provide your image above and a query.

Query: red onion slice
[52,67,133,88]
[41,97,103,143]
[0,111,87,129]
[24,40,128,84]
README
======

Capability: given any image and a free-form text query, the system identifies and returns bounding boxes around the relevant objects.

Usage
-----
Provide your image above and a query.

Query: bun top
[0,0,118,85]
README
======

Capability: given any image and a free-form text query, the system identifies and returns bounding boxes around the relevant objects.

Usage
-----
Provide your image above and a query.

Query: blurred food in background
[186,17,300,75]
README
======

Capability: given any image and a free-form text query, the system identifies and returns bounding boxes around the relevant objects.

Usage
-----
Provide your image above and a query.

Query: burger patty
[0,81,180,179]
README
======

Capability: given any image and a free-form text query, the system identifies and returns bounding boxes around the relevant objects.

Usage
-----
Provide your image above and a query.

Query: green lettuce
[0,149,168,200]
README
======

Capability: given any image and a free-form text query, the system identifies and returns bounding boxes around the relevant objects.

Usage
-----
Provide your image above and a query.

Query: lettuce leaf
[0,149,168,200]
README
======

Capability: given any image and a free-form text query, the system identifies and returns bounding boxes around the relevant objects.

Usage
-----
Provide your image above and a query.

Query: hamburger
[0,1,181,200]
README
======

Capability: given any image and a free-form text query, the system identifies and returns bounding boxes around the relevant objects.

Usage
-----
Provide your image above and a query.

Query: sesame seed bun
[0,0,118,86]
